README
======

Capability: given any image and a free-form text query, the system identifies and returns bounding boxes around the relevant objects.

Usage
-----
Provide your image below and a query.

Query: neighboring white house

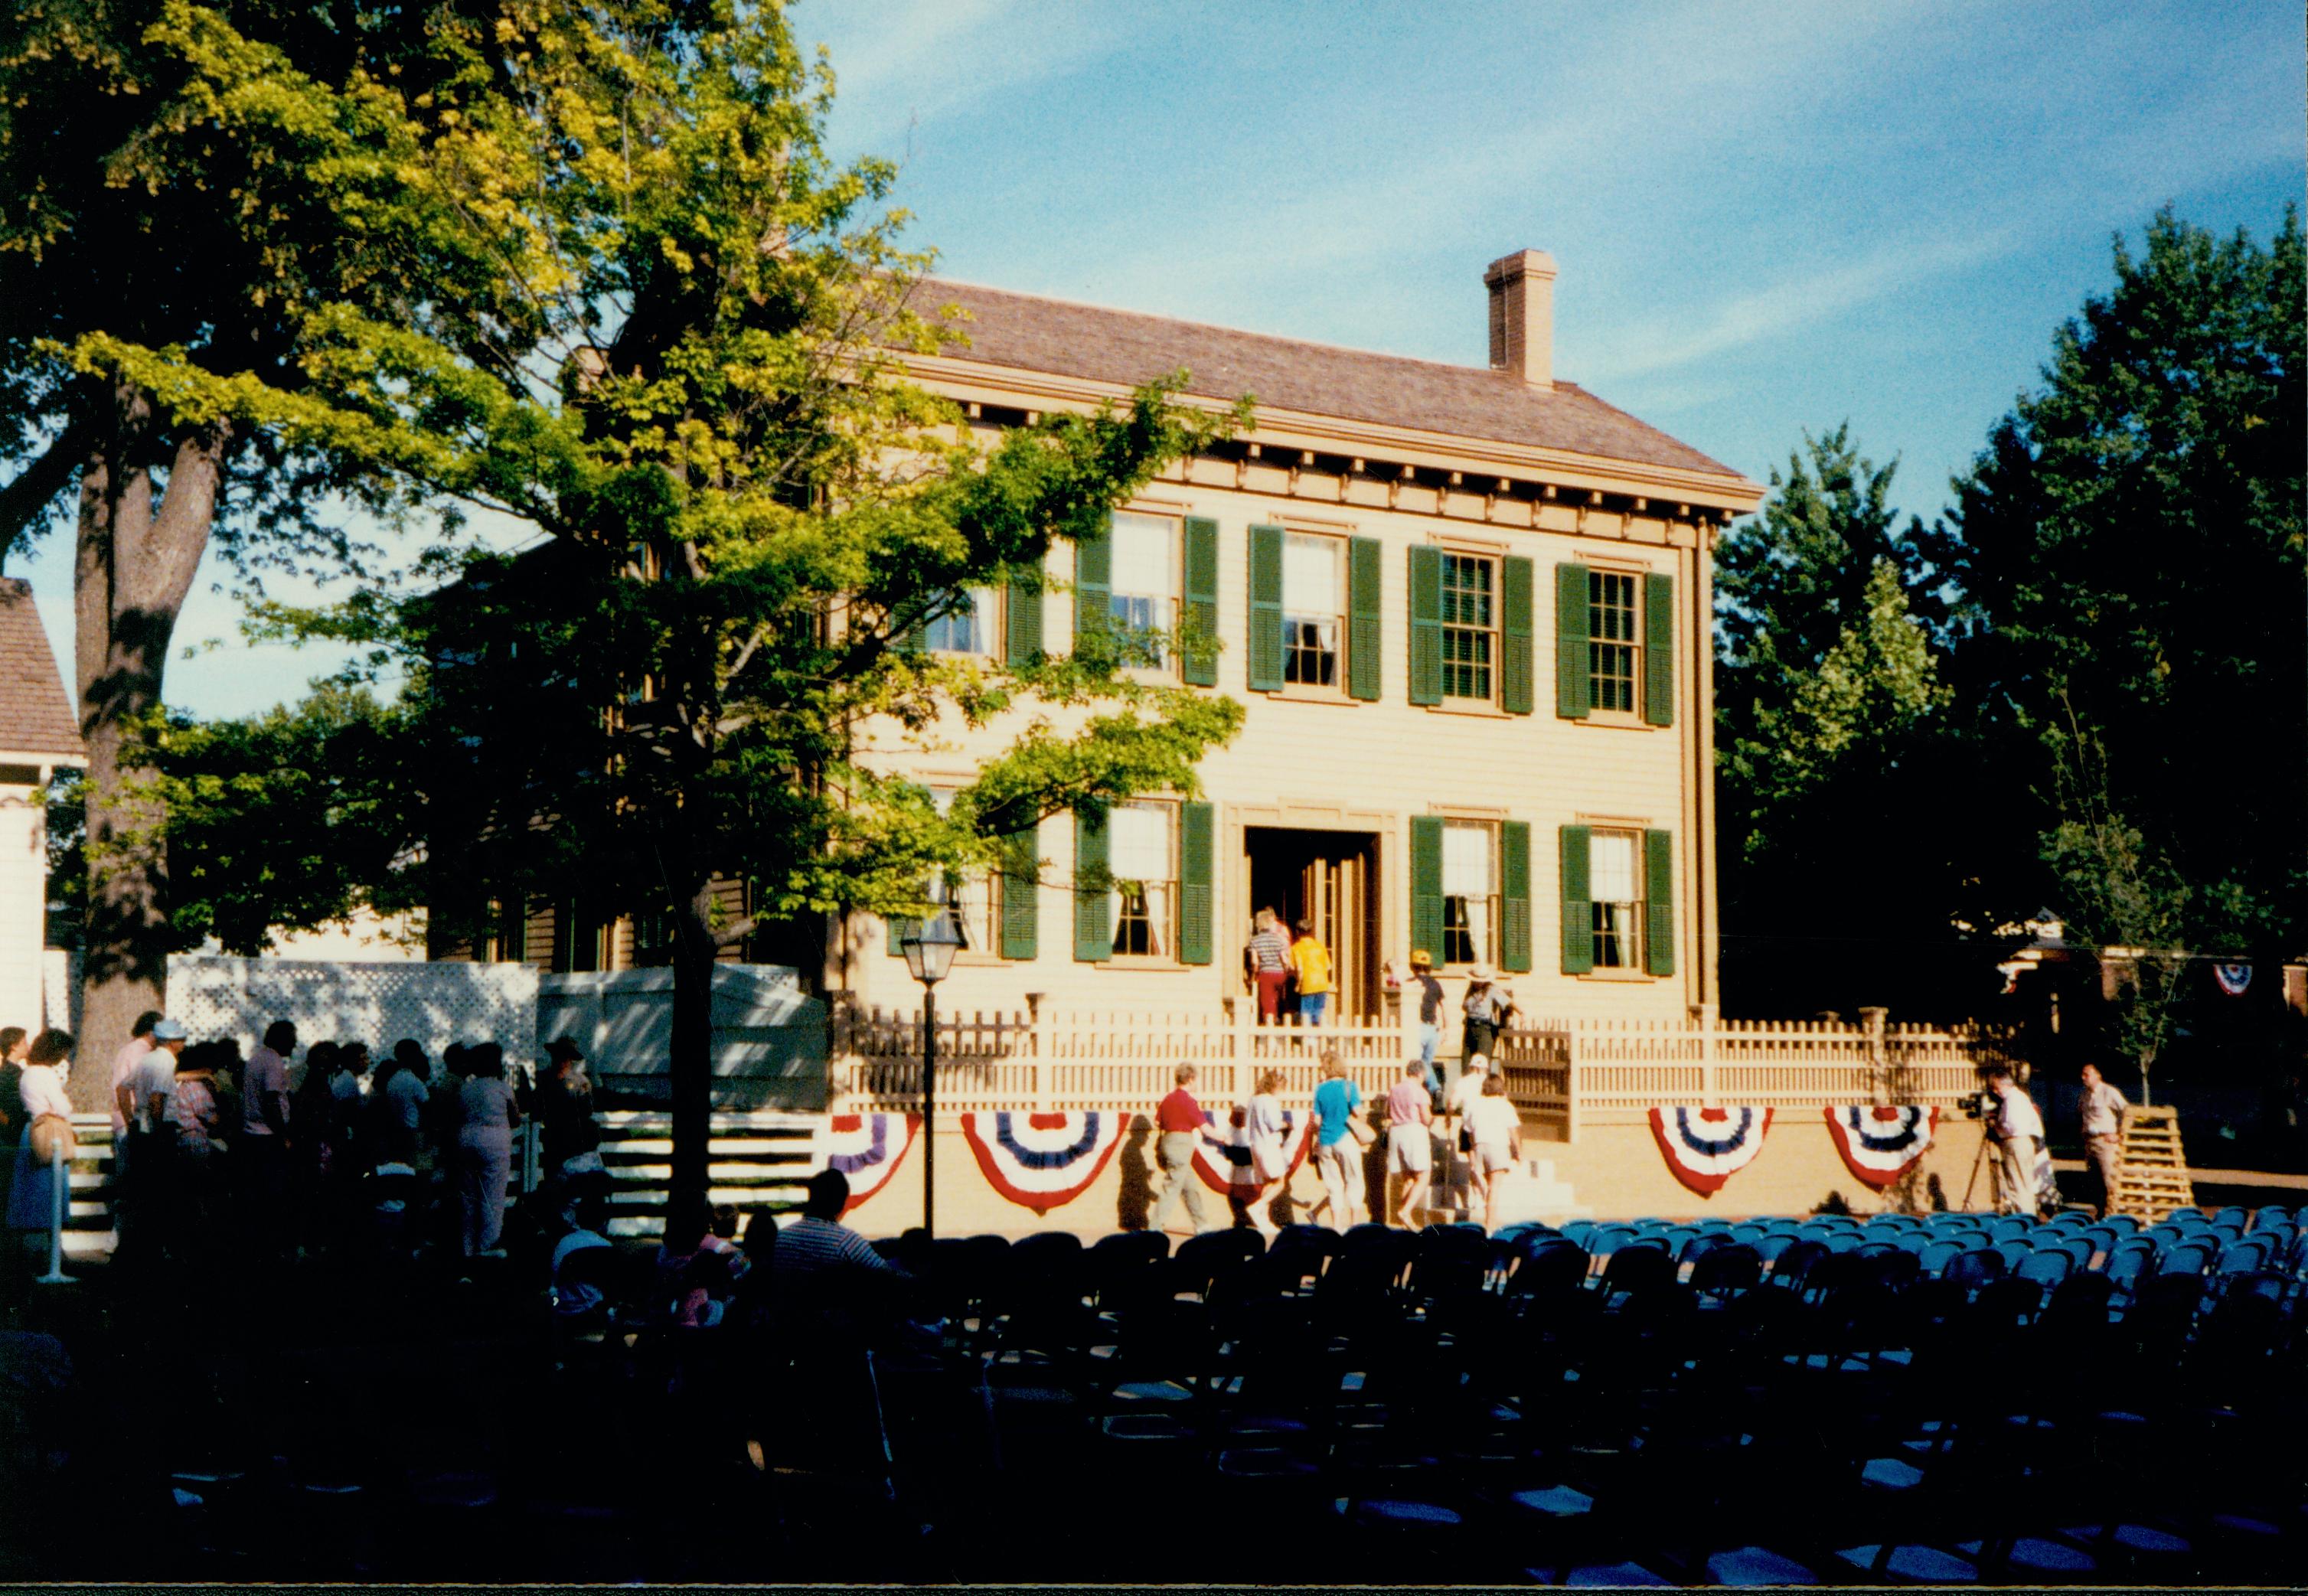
[0,577,83,1034]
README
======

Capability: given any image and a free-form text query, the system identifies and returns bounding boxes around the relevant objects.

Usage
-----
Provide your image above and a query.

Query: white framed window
[1441,553,1497,703]
[923,586,999,658]
[926,787,997,952]
[1441,820,1497,968]
[1588,828,1643,970]
[1588,570,1639,714]
[1106,800,1176,959]
[1281,531,1346,688]
[1108,511,1179,671]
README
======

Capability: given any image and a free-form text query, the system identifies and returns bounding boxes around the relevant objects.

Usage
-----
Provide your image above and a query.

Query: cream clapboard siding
[846,470,1712,1030]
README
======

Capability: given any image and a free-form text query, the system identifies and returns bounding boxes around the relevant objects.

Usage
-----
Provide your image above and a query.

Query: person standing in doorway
[1244,909,1293,1025]
[1150,1063,1213,1236]
[1291,919,1335,1028]
[2078,1062,2129,1219]
[1408,951,1445,1101]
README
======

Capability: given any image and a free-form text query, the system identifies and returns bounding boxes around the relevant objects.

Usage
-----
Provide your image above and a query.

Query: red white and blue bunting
[1193,1105,1315,1196]
[2213,961,2253,997]
[810,1113,919,1216]
[959,1111,1128,1214]
[1824,1105,1938,1189]
[1647,1106,1773,1197]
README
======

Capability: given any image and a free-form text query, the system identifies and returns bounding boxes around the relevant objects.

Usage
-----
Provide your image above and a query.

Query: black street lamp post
[899,914,963,1239]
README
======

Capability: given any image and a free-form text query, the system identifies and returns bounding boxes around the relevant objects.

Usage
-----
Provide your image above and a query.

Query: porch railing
[828,1002,2003,1141]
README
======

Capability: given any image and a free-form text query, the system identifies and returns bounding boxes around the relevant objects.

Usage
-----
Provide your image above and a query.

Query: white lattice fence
[165,954,537,1062]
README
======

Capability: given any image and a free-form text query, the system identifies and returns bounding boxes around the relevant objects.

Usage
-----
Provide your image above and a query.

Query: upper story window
[1588,571,1640,714]
[1441,819,1497,967]
[1588,828,1644,970]
[923,586,999,658]
[929,786,996,952]
[1281,533,1346,688]
[1441,553,1497,703]
[1108,511,1178,671]
[1106,800,1176,959]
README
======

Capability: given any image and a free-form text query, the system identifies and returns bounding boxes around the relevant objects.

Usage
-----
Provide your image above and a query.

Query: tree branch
[0,422,90,560]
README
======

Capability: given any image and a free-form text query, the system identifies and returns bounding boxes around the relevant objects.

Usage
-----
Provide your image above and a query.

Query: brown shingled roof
[919,278,1743,482]
[0,578,83,761]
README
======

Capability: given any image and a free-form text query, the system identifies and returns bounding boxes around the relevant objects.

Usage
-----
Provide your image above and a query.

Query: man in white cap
[119,1018,187,1254]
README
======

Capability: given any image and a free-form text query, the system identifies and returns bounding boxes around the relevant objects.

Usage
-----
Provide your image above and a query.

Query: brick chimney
[1485,249,1558,389]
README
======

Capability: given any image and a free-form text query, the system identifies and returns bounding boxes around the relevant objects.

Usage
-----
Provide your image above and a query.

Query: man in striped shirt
[1243,907,1292,1022]
[773,1169,909,1330]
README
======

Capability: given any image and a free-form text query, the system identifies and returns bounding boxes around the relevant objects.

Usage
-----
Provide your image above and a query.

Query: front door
[1245,827,1381,1020]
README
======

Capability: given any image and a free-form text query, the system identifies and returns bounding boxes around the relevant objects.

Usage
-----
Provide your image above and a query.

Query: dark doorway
[1244,827,1382,1020]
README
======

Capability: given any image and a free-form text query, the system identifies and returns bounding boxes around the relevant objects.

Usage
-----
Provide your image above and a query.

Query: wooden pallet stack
[2110,1105,2194,1222]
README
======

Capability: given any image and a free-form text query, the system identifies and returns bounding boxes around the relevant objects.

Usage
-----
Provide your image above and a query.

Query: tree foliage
[102,0,1248,1202]
[1714,428,1978,1016]
[1940,207,2305,947]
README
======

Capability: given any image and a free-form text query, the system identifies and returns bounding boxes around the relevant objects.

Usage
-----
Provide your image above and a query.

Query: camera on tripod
[1957,1088,1996,1123]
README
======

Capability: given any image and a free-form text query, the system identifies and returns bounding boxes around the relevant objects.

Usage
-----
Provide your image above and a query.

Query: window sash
[1441,555,1498,700]
[1589,828,1642,969]
[1588,571,1640,713]
[923,586,998,656]
[1443,893,1497,967]
[1106,801,1175,958]
[1441,821,1494,896]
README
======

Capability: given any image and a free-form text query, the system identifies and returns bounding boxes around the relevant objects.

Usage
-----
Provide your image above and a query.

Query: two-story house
[837,250,1762,1038]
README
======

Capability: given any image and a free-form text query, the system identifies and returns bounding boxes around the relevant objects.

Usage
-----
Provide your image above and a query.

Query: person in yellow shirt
[1290,918,1334,1026]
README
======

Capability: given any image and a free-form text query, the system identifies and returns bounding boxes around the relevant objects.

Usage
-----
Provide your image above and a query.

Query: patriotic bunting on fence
[1647,1106,1773,1196]
[1193,1105,1316,1196]
[959,1111,1128,1213]
[1823,1105,1938,1189]
[809,1113,919,1216]
[2214,961,2252,997]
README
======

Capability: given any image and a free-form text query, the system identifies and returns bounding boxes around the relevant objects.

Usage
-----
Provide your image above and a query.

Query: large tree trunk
[668,871,717,1214]
[69,386,225,1108]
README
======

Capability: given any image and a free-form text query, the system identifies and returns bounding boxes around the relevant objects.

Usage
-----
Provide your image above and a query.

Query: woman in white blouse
[8,1029,75,1239]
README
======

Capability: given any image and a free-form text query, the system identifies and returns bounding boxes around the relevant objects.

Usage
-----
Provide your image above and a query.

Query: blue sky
[13,0,2303,720]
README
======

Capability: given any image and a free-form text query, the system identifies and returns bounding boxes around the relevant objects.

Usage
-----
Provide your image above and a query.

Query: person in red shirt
[1150,1063,1214,1235]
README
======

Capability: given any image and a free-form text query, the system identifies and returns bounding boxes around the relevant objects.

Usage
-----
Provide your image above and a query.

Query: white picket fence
[830,1005,1996,1140]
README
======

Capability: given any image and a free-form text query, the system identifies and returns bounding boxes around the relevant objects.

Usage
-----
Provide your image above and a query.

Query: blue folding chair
[1993,1239,2033,1273]
[2016,1248,2072,1291]
[2103,1245,2155,1298]
[1916,1240,1961,1278]
[2159,1241,2215,1277]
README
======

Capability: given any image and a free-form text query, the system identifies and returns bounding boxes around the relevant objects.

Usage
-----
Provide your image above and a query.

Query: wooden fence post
[1697,1003,1719,1107]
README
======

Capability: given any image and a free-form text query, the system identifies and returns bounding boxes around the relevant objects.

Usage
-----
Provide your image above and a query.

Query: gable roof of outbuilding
[0,578,83,762]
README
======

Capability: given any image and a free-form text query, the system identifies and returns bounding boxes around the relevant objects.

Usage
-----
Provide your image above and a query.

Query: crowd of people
[1147,1043,1527,1241]
[0,1013,609,1277]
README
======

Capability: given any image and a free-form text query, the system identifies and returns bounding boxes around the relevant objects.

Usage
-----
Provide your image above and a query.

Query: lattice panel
[164,953,538,1062]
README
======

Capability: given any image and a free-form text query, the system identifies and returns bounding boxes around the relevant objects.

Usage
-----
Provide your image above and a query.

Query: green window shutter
[1347,536,1383,701]
[1559,824,1594,974]
[1006,576,1043,671]
[1502,555,1536,715]
[1644,827,1676,977]
[1178,801,1215,964]
[1556,562,1591,720]
[1500,820,1533,973]
[1246,524,1284,691]
[1073,519,1112,658]
[1072,810,1110,963]
[1180,516,1219,687]
[1000,825,1039,961]
[1409,815,1445,963]
[886,909,914,958]
[1643,571,1675,726]
[1408,545,1443,706]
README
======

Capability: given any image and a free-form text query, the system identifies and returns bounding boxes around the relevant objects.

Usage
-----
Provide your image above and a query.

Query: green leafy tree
[1940,207,2306,950]
[129,0,1247,1206]
[1714,428,1982,1017]
[1,0,535,1101]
